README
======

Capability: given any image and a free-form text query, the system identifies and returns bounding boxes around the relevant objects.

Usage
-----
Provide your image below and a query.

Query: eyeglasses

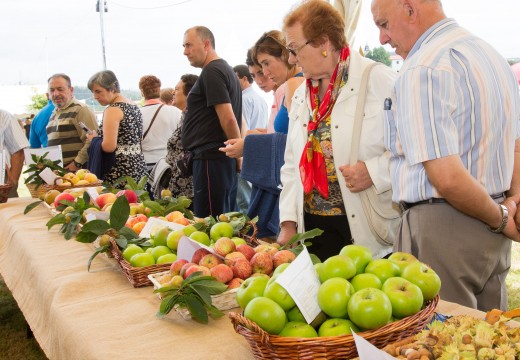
[286,40,312,57]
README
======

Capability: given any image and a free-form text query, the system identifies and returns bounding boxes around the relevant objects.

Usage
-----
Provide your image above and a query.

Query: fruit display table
[0,198,516,359]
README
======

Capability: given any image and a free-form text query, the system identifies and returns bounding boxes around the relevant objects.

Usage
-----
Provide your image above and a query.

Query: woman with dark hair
[86,70,147,188]
[277,0,399,261]
[164,74,199,199]
[138,74,181,172]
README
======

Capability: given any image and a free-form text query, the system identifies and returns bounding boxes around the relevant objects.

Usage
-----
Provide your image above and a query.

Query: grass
[0,231,519,358]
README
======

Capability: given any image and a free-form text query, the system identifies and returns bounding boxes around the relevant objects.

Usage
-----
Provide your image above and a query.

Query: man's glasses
[286,40,312,57]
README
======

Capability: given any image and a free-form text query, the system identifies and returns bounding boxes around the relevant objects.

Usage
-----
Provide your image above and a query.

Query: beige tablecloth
[0,198,513,360]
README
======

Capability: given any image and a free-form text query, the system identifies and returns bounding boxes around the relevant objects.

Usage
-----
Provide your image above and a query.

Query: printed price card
[177,236,220,261]
[275,246,322,323]
[38,167,60,185]
[138,216,185,238]
[352,330,396,360]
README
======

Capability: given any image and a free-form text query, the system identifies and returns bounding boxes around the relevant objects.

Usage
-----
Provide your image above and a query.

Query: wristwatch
[487,204,508,234]
[73,160,83,169]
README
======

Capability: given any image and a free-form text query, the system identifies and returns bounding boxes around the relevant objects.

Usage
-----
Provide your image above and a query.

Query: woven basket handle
[54,177,73,186]
[228,312,272,344]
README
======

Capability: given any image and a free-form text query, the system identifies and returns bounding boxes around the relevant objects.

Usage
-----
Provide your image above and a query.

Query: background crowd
[1,0,519,314]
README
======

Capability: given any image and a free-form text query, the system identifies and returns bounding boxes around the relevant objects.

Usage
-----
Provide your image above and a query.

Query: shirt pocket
[384,109,398,155]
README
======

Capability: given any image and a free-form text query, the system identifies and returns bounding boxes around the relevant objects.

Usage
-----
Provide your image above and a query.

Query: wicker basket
[25,183,48,199]
[229,295,439,360]
[0,183,13,203]
[148,270,239,319]
[108,238,172,287]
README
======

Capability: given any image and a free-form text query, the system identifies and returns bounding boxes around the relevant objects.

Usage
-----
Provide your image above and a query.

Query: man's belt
[400,193,505,212]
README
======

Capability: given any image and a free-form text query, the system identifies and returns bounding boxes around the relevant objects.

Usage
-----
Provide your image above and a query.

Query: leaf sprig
[23,152,66,188]
[155,272,228,324]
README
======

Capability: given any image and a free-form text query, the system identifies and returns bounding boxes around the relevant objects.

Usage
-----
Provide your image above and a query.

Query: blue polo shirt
[29,100,55,148]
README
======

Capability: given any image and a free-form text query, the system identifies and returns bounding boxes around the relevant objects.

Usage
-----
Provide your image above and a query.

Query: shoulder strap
[143,104,164,140]
[350,62,380,164]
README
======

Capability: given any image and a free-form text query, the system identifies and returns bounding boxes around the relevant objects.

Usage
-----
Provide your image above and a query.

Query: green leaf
[24,201,43,214]
[81,219,111,235]
[87,245,110,271]
[188,285,213,306]
[142,200,164,216]
[185,296,209,324]
[109,195,130,230]
[46,214,66,229]
[206,305,225,319]
[114,237,128,249]
[280,228,324,250]
[118,226,139,240]
[190,280,228,296]
[137,175,148,190]
[158,293,180,316]
[76,231,98,243]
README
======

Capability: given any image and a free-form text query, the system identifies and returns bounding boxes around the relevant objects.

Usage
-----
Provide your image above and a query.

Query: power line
[110,0,192,10]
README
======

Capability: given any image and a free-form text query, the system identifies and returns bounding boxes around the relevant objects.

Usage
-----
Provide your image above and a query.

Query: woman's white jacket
[279,51,397,259]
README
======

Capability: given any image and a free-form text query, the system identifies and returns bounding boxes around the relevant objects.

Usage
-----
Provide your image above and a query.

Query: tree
[28,92,48,112]
[365,47,392,66]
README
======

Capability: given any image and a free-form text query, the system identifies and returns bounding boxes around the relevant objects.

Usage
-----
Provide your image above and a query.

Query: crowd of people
[1,0,519,313]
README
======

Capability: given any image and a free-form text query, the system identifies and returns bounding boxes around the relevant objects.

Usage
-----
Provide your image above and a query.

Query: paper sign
[84,208,110,222]
[38,167,60,185]
[138,216,185,238]
[24,145,63,166]
[275,246,322,323]
[177,236,219,261]
[352,330,397,360]
[85,187,99,201]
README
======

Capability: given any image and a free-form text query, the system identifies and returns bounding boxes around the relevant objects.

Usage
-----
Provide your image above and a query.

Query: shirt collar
[144,99,162,106]
[408,18,458,59]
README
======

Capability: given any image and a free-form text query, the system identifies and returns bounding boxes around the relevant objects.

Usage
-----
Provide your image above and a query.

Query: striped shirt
[386,18,520,202]
[0,109,29,155]
[46,98,98,166]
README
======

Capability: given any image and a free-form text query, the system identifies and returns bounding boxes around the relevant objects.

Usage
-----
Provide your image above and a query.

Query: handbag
[176,151,193,178]
[349,62,401,246]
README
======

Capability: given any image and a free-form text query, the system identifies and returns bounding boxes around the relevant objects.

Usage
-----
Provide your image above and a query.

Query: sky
[1,0,519,113]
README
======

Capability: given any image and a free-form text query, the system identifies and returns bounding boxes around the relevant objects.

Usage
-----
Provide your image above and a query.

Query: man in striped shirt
[372,0,520,311]
[46,74,98,171]
[1,109,29,197]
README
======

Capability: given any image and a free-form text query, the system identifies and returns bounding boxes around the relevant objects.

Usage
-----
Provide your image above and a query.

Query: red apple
[170,259,189,275]
[179,262,196,278]
[254,244,278,256]
[230,258,253,279]
[224,251,247,265]
[210,263,234,283]
[272,250,296,268]
[95,192,117,209]
[184,264,211,279]
[227,277,244,289]
[199,253,223,269]
[250,252,274,275]
[191,248,211,264]
[236,244,256,261]
[212,237,236,257]
[116,189,138,204]
[54,192,75,208]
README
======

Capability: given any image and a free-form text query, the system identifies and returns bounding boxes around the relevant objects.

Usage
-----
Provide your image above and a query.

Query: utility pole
[96,0,108,70]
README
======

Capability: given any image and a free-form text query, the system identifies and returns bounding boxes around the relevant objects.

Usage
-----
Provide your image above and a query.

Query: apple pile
[238,244,441,337]
[60,169,99,186]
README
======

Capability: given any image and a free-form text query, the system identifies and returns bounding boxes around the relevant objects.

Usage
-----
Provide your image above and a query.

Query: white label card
[138,216,186,238]
[275,246,322,323]
[352,330,397,359]
[38,167,60,185]
[84,208,110,222]
[177,236,220,261]
[85,187,99,201]
[24,145,63,166]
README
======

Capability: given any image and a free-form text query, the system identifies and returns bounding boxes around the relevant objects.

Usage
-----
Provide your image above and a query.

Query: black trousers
[192,157,237,218]
[303,212,352,262]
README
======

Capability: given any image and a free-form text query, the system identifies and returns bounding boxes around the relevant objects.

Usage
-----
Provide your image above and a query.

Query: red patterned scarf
[299,46,350,198]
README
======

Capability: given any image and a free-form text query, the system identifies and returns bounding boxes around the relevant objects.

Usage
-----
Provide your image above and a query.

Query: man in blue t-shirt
[29,95,55,148]
[181,26,242,218]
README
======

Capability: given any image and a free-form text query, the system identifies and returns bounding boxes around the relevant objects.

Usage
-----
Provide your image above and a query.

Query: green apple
[243,296,287,335]
[151,226,171,247]
[339,244,373,275]
[129,252,155,267]
[189,231,211,246]
[401,262,441,301]
[166,230,184,251]
[350,273,383,292]
[317,277,354,318]
[122,244,144,262]
[273,262,290,276]
[150,245,172,261]
[231,237,247,246]
[156,253,177,264]
[382,277,424,319]
[364,259,401,283]
[236,276,269,309]
[264,278,296,311]
[319,255,356,283]
[278,321,318,338]
[209,221,234,241]
[388,252,419,273]
[318,318,359,337]
[347,288,392,330]
[182,225,197,236]
[287,306,306,322]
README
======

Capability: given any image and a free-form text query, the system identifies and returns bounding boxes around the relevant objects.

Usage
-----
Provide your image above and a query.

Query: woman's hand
[86,131,98,141]
[339,161,373,193]
[219,138,244,158]
[277,221,297,247]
